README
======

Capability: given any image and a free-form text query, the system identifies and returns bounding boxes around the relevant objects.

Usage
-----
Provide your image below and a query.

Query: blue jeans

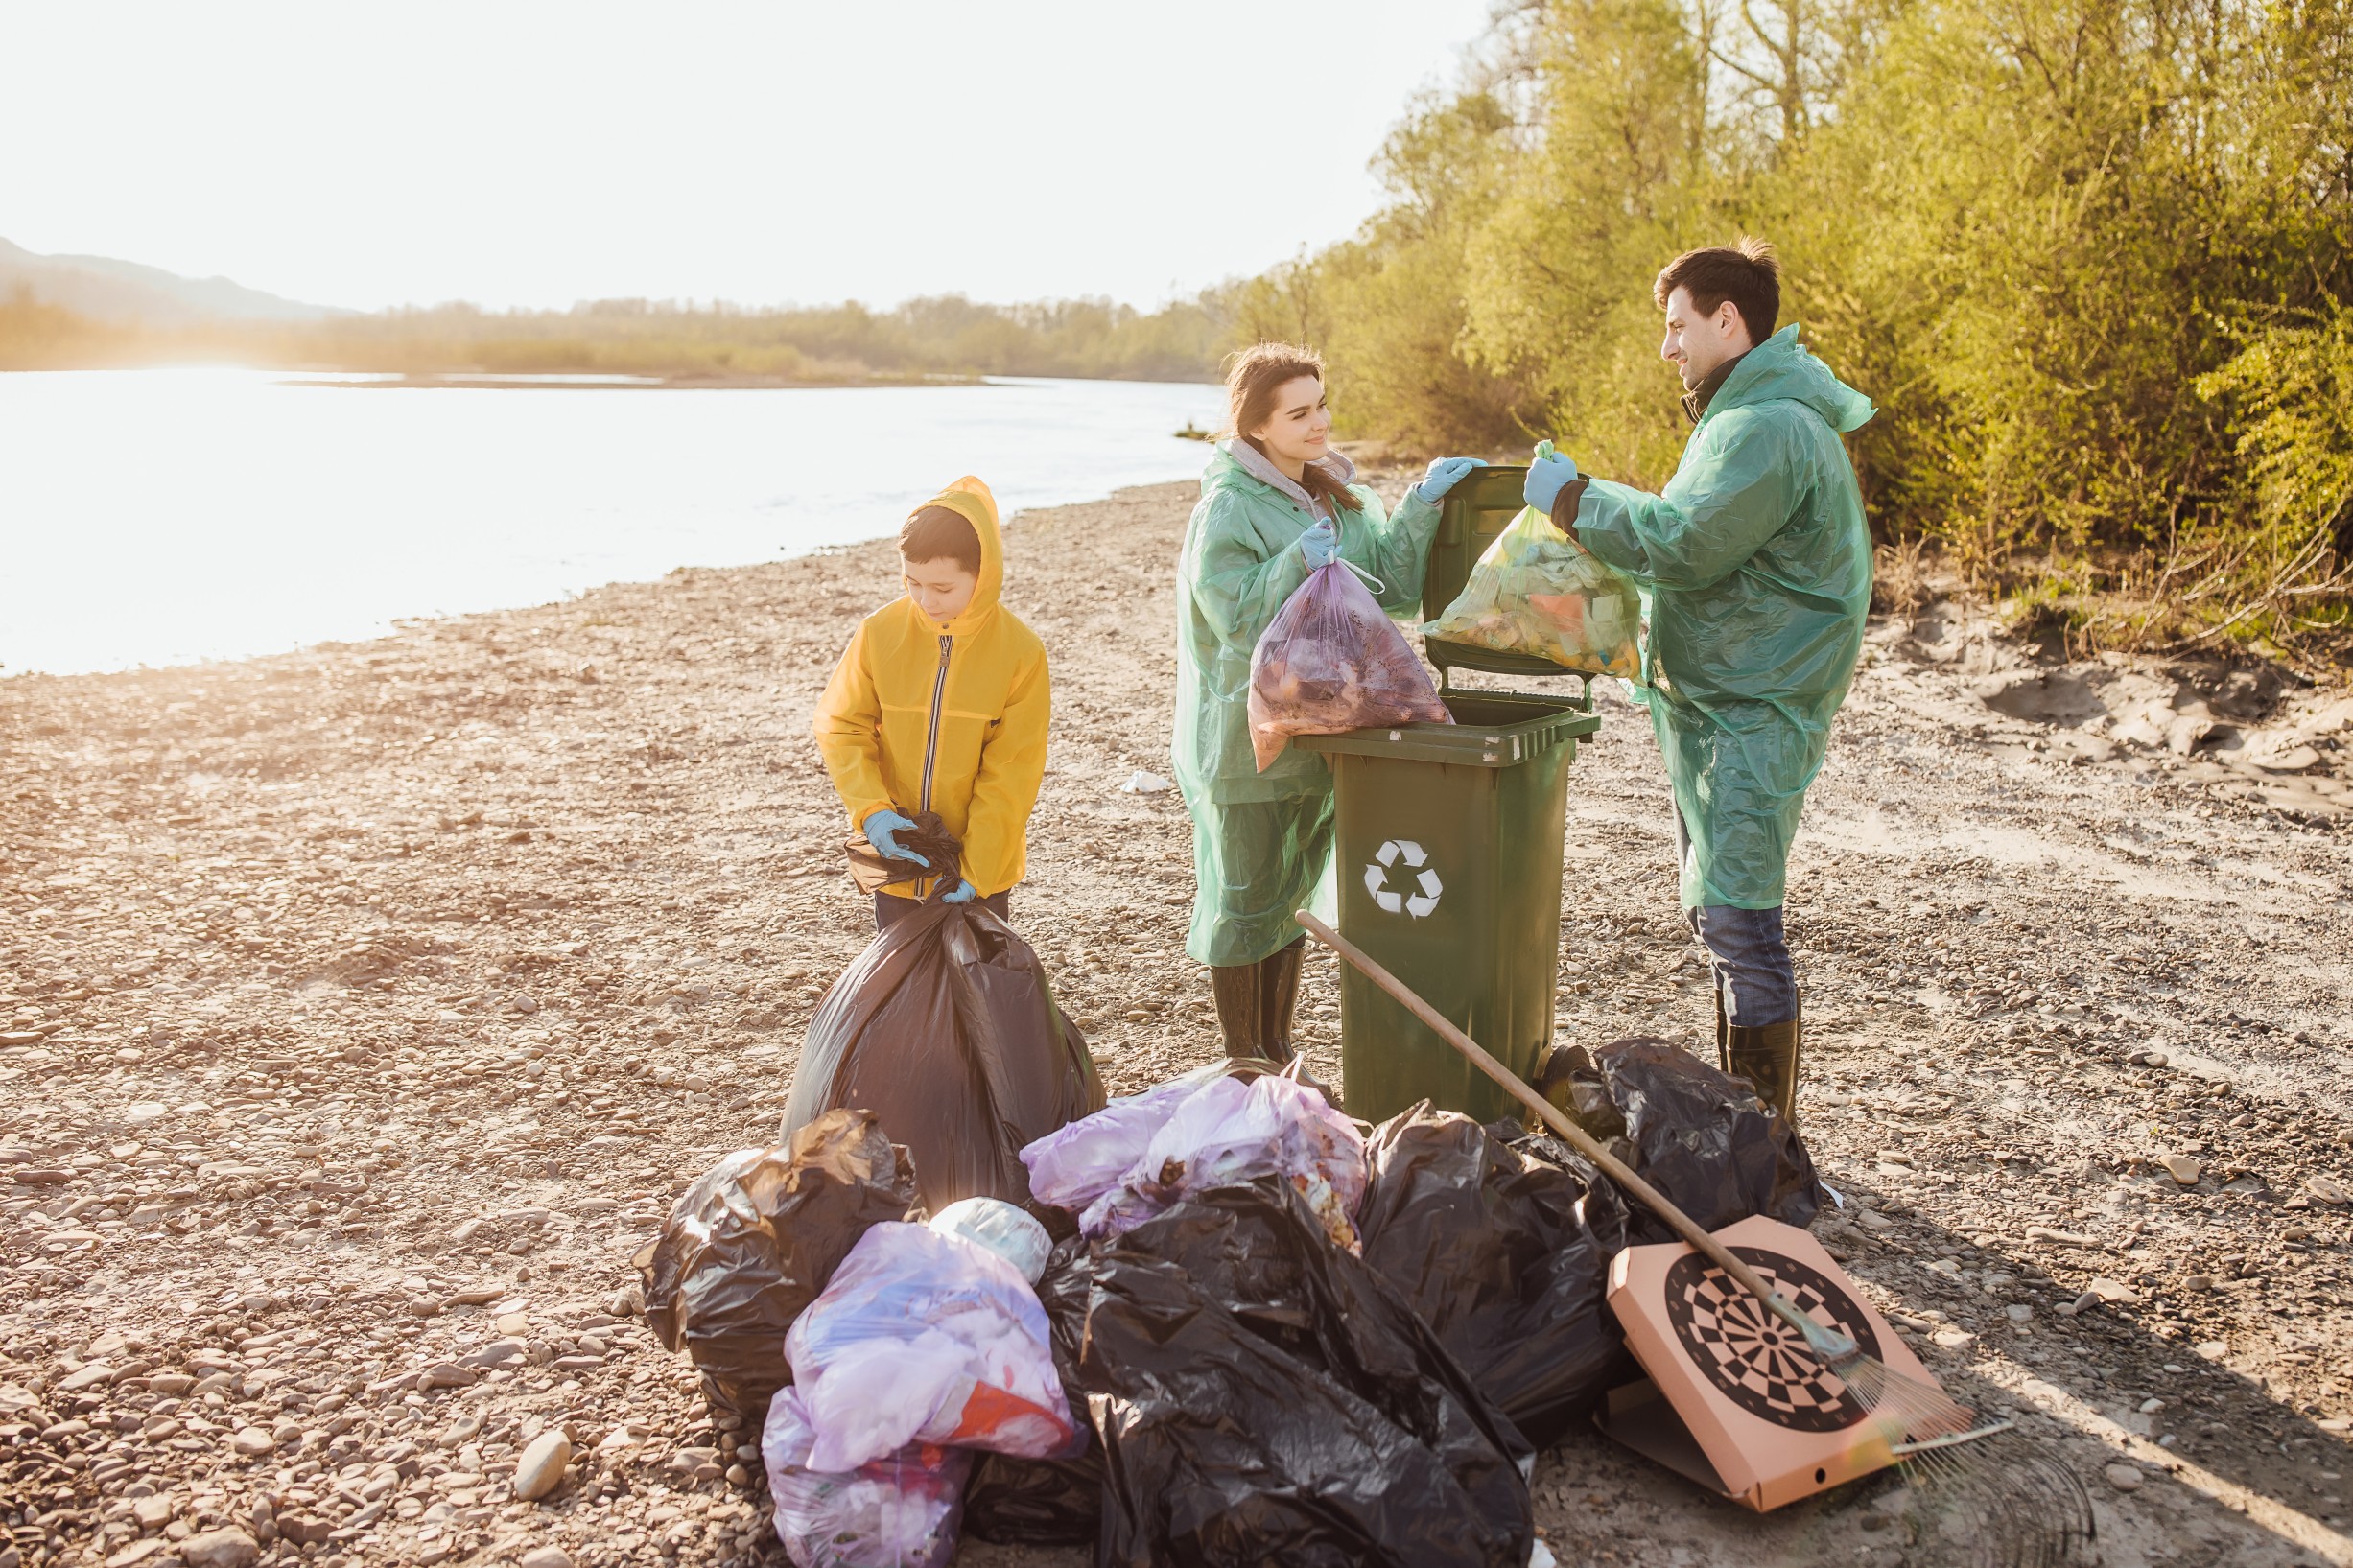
[1677,809,1797,1026]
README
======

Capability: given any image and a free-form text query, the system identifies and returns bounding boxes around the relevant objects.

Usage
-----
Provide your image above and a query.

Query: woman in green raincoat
[1525,242,1874,1122]
[1173,342,1483,1063]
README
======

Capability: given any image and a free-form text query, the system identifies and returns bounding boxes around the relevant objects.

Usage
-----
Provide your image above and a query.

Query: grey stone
[514,1429,573,1502]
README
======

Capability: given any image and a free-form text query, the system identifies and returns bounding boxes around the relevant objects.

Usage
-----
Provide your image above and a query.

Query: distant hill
[0,236,343,325]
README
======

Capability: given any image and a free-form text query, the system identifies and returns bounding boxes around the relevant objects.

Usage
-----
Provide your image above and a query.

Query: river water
[0,370,1223,675]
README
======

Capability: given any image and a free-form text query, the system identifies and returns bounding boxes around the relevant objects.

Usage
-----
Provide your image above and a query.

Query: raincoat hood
[908,475,1006,637]
[1208,439,1358,515]
[1706,324,1875,435]
[813,471,1049,899]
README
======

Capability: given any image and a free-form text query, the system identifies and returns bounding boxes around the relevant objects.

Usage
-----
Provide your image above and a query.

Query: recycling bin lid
[1420,464,1589,680]
[1294,690,1597,769]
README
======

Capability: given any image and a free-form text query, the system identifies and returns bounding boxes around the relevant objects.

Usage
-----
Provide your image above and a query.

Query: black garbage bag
[961,1234,1103,1546]
[1553,1036,1823,1244]
[1355,1104,1635,1447]
[634,1109,919,1429]
[1080,1180,1534,1568]
[783,901,1104,1211]
[842,807,964,895]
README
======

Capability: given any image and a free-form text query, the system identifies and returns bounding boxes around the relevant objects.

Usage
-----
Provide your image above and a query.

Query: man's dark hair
[1654,238,1781,342]
[899,505,982,573]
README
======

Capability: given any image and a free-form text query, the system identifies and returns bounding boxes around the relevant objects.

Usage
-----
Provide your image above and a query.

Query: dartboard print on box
[1660,1245,1883,1433]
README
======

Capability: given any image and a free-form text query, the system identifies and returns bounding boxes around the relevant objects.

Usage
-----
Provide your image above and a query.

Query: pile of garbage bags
[1424,503,1643,678]
[1248,557,1450,769]
[643,1029,1822,1567]
[782,900,1103,1211]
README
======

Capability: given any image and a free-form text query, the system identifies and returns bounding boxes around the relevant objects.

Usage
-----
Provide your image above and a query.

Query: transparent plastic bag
[1019,1063,1230,1216]
[762,1386,971,1568]
[784,1221,1077,1472]
[1025,1061,1368,1252]
[962,1234,1103,1547]
[1425,505,1643,678]
[1248,559,1450,769]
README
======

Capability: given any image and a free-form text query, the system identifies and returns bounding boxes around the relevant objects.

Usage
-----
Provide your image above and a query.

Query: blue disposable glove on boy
[939,879,977,904]
[862,809,929,866]
[1523,444,1582,515]
[1299,518,1340,569]
[1416,456,1484,503]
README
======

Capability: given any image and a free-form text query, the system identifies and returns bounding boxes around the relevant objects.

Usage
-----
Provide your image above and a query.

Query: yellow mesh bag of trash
[1424,504,1644,679]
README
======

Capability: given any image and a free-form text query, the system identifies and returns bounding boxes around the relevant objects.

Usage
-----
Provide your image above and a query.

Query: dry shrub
[1872,538,1931,618]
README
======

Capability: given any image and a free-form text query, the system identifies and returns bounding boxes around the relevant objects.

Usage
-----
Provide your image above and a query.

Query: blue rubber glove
[1416,456,1484,503]
[861,809,929,867]
[1298,517,1340,569]
[939,878,976,904]
[1523,445,1582,515]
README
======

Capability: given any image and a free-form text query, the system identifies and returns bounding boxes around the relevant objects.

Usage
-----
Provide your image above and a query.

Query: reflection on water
[0,369,1222,675]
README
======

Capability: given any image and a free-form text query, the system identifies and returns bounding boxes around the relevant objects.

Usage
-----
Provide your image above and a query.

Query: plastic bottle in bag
[1424,505,1643,677]
[1248,559,1451,769]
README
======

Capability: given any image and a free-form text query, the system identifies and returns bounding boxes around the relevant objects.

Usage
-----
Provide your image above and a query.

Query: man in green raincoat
[1525,240,1874,1121]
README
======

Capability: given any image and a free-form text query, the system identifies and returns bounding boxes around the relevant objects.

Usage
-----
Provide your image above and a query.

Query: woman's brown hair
[1222,341,1364,514]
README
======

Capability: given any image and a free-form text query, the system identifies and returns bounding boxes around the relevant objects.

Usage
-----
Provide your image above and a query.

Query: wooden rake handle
[1297,909,1802,1329]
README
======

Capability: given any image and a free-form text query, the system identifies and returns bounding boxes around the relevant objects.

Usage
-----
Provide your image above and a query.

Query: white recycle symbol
[1365,840,1443,918]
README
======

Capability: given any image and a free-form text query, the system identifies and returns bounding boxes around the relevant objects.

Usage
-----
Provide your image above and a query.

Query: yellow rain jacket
[812,476,1051,900]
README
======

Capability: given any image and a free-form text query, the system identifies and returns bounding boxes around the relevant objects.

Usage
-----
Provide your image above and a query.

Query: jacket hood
[908,475,1004,636]
[1710,324,1876,434]
[1206,438,1357,512]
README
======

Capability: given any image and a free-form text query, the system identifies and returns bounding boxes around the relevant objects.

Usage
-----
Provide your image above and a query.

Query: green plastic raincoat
[1175,440,1442,965]
[1567,324,1875,910]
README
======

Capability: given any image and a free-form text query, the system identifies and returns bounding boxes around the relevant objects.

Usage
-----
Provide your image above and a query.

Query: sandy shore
[4,474,2351,1568]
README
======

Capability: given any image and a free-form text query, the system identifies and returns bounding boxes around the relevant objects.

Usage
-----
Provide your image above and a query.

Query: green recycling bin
[1293,465,1600,1124]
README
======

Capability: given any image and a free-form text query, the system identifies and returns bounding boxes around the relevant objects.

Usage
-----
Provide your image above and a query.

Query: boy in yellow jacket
[813,476,1051,929]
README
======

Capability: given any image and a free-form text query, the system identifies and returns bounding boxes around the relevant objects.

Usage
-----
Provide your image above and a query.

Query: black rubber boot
[1210,962,1265,1061]
[1725,996,1801,1126]
[1255,939,1305,1065]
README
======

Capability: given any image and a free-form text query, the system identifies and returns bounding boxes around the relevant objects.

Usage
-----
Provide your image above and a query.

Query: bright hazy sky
[3,1,1500,313]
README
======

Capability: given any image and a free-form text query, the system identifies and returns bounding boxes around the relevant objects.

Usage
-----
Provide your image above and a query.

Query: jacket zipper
[919,634,952,814]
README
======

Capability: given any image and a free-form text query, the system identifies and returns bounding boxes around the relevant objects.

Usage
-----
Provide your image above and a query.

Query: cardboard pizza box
[1599,1214,1948,1511]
